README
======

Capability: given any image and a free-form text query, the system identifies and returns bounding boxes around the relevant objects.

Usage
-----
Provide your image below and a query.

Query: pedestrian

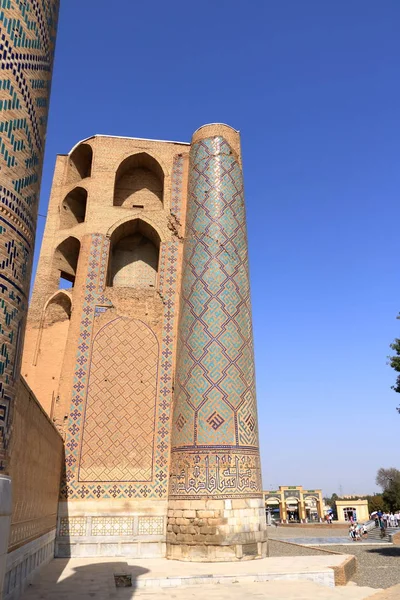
[389,512,396,528]
[380,519,387,539]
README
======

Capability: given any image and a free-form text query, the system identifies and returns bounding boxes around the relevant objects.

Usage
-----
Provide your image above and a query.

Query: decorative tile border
[91,517,134,536]
[170,155,184,220]
[57,516,165,538]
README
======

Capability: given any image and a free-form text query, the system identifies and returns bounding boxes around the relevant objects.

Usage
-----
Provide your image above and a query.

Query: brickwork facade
[0,0,60,472]
[23,124,266,561]
[7,378,63,552]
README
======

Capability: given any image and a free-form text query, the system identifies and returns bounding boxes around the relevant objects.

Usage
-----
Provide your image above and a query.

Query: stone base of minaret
[167,498,267,561]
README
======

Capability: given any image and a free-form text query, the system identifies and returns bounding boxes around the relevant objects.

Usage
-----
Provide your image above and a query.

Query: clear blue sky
[35,0,400,497]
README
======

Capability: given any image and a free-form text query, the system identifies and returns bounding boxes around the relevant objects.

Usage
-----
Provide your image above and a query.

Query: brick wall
[7,378,63,552]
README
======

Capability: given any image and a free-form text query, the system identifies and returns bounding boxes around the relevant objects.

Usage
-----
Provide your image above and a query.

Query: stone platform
[16,554,360,599]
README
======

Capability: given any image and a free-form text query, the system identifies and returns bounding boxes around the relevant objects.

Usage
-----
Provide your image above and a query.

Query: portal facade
[22,124,266,560]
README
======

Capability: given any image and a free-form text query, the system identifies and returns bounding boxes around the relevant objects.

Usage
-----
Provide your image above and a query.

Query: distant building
[336,500,369,523]
[264,486,324,523]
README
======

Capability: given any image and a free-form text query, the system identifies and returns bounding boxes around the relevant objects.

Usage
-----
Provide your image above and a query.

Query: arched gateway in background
[23,124,267,561]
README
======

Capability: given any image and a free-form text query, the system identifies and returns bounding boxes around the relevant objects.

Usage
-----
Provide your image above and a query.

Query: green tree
[382,480,400,512]
[365,494,385,513]
[388,337,400,412]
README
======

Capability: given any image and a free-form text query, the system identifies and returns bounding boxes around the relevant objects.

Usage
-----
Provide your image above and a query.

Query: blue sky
[36,0,400,496]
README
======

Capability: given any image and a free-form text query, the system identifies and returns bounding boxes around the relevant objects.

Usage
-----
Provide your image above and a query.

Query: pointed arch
[108,218,161,289]
[54,236,81,287]
[67,143,93,184]
[60,186,87,228]
[44,291,72,322]
[113,152,164,209]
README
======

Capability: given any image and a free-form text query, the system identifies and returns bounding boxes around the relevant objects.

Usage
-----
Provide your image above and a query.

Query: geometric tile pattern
[79,317,159,482]
[62,153,182,499]
[91,517,134,536]
[170,154,184,220]
[138,516,164,535]
[0,0,59,471]
[169,136,262,499]
[59,517,86,537]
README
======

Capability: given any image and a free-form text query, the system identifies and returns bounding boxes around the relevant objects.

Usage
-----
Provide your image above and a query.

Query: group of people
[349,522,367,541]
[374,511,400,528]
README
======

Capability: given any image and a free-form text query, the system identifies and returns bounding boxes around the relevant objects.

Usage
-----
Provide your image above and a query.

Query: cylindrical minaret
[0,2,60,473]
[167,124,267,561]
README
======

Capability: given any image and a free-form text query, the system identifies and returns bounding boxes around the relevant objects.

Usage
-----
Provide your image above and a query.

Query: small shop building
[263,486,324,523]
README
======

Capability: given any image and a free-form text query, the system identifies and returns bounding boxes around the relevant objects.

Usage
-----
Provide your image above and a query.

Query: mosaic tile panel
[138,516,164,535]
[0,0,60,470]
[170,136,262,499]
[79,317,159,482]
[58,517,86,537]
[62,171,181,499]
[91,517,134,536]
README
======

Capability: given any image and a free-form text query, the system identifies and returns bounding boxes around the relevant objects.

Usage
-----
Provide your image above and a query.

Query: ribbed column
[167,124,266,561]
[0,1,59,473]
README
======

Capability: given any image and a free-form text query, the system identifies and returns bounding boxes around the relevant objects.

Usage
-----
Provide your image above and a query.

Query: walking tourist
[380,519,387,539]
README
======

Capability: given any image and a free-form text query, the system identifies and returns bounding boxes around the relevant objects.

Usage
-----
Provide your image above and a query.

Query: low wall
[3,378,63,600]
[3,531,55,600]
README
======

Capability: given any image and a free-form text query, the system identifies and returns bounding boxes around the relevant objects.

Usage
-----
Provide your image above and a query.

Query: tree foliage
[376,468,400,512]
[376,467,400,491]
[389,337,400,411]
[366,494,385,513]
[383,481,400,512]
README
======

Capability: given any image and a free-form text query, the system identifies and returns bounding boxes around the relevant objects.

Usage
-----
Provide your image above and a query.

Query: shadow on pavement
[367,547,400,557]
[22,560,150,599]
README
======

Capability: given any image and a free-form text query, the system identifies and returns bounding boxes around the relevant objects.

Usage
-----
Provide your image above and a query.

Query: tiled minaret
[0,1,60,472]
[167,124,267,561]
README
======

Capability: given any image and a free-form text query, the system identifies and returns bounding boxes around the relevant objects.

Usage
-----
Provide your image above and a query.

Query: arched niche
[67,143,93,184]
[45,292,72,323]
[60,187,87,228]
[109,219,160,289]
[54,236,81,288]
[114,153,164,209]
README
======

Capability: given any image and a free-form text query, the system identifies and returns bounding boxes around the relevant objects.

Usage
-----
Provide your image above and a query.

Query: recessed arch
[113,152,164,209]
[44,291,72,323]
[60,187,87,228]
[108,218,160,289]
[67,143,93,184]
[54,236,81,287]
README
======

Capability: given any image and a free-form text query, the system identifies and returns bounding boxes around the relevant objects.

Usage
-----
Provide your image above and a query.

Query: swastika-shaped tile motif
[0,0,60,470]
[170,154,184,220]
[79,317,159,482]
[170,136,262,499]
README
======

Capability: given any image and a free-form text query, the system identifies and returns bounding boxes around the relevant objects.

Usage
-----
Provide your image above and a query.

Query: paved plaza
[268,526,400,590]
[268,525,390,546]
